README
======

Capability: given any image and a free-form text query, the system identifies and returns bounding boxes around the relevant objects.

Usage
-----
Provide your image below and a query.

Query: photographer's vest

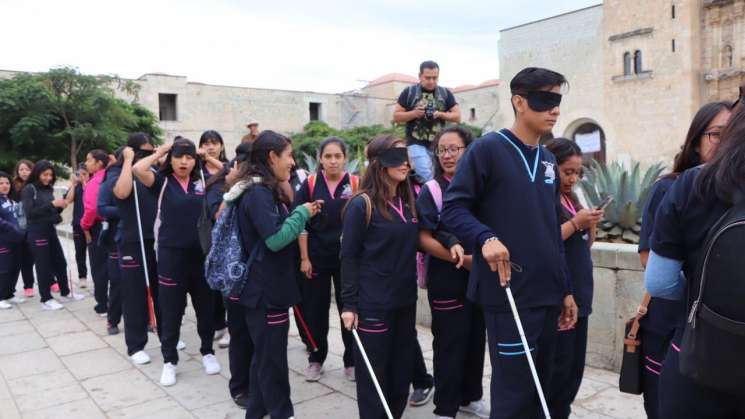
[403,84,451,145]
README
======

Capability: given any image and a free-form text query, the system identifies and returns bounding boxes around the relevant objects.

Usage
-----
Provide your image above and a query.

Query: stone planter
[414,241,645,373]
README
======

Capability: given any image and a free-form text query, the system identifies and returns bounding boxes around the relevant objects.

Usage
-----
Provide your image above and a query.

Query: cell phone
[597,196,614,210]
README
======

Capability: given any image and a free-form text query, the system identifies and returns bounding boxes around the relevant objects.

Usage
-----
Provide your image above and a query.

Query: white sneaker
[459,400,490,419]
[213,328,226,341]
[177,341,186,351]
[41,300,64,311]
[434,416,455,419]
[202,354,221,375]
[0,300,13,309]
[130,351,151,365]
[218,332,230,349]
[8,296,26,304]
[160,362,177,386]
[60,293,85,302]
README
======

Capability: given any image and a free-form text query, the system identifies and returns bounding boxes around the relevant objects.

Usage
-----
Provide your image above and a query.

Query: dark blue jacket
[0,196,24,247]
[115,168,158,245]
[441,129,570,312]
[150,172,205,250]
[97,166,122,247]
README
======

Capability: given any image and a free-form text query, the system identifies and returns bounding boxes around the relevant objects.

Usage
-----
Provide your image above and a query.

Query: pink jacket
[80,169,104,231]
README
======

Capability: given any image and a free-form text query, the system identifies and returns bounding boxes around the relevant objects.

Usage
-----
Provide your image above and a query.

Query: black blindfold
[376,147,409,168]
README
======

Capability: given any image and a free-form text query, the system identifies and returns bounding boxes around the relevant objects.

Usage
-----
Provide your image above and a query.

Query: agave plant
[579,160,665,243]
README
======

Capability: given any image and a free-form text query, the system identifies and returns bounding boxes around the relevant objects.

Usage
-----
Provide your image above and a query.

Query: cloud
[0,0,599,92]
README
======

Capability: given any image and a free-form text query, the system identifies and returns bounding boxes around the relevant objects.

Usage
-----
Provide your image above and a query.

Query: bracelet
[569,219,580,232]
[484,236,499,245]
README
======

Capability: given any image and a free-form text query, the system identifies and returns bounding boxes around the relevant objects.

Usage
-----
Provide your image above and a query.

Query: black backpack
[680,201,745,395]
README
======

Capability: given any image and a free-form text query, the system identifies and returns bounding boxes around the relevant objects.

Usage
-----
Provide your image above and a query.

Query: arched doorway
[565,120,606,164]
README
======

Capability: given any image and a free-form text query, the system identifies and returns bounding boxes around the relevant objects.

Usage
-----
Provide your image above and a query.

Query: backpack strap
[350,175,359,195]
[308,174,317,199]
[424,179,443,213]
[406,84,422,110]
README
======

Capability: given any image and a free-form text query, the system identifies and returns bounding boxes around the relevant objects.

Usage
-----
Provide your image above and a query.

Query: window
[723,45,734,68]
[158,94,177,121]
[469,107,476,121]
[672,39,676,53]
[672,4,676,19]
[309,102,321,121]
[623,52,632,76]
[634,50,643,74]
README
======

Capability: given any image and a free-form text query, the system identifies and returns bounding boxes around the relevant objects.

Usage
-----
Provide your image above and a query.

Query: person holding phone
[544,138,603,419]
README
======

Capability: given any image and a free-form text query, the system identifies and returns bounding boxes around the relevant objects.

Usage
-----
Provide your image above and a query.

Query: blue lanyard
[497,131,540,183]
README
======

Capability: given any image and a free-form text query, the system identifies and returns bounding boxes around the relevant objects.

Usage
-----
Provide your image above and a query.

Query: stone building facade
[500,0,743,167]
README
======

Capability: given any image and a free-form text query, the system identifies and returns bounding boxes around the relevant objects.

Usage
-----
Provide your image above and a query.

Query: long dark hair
[696,102,745,204]
[0,170,13,199]
[12,159,33,196]
[317,136,348,174]
[431,126,473,179]
[28,160,56,188]
[544,137,584,218]
[159,138,201,180]
[87,149,109,173]
[234,130,292,201]
[357,135,416,221]
[199,130,227,162]
[668,101,732,178]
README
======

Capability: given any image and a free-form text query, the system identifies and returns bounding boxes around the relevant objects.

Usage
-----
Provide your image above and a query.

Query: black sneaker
[107,324,120,335]
[409,385,434,406]
[233,393,250,410]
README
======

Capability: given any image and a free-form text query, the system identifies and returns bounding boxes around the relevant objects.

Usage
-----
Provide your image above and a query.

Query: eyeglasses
[435,146,465,156]
[704,131,721,144]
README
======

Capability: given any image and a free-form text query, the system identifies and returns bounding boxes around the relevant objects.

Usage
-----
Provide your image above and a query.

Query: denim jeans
[407,144,434,183]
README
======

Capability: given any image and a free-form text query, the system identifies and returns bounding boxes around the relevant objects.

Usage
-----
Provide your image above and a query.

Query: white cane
[505,284,551,419]
[133,180,157,329]
[351,327,394,419]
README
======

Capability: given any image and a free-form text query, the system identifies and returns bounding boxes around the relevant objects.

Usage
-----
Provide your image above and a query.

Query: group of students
[1,64,742,419]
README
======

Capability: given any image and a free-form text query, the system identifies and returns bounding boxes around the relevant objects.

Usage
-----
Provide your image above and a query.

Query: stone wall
[414,241,646,373]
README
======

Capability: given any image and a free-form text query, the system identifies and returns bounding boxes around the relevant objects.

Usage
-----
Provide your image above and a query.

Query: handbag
[619,292,651,394]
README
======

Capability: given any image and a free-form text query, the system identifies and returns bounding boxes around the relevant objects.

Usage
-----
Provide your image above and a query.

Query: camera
[424,101,436,121]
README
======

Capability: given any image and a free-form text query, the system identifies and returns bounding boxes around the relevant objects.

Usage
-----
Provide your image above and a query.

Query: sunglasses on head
[514,90,563,112]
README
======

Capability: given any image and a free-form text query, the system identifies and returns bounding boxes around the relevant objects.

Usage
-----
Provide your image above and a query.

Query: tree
[0,67,162,173]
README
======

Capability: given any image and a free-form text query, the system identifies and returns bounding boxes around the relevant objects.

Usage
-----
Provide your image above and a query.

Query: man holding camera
[393,60,461,183]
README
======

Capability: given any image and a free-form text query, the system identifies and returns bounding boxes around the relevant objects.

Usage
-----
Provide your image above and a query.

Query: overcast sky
[1,0,599,93]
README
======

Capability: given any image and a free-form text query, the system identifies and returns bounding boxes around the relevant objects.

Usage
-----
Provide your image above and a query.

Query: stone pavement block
[294,392,358,419]
[161,368,231,410]
[61,347,132,380]
[108,396,196,419]
[0,331,47,356]
[580,387,646,419]
[7,369,77,396]
[0,319,35,337]
[191,400,245,419]
[0,371,11,399]
[0,348,65,379]
[82,369,165,412]
[101,333,129,355]
[570,405,615,418]
[22,398,106,419]
[14,382,88,412]
[47,330,107,356]
[575,376,613,402]
[0,399,21,419]
[34,317,89,338]
[317,366,358,399]
[290,370,335,403]
[0,307,25,323]
[26,310,75,326]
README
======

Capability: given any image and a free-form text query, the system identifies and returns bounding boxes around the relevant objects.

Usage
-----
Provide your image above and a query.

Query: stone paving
[0,237,645,419]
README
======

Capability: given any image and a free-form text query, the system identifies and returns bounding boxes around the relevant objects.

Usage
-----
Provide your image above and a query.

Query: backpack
[204,187,263,298]
[679,200,745,395]
[307,173,359,199]
[416,180,443,289]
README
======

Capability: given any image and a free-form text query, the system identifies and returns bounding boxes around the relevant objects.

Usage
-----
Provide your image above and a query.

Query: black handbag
[619,293,650,394]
